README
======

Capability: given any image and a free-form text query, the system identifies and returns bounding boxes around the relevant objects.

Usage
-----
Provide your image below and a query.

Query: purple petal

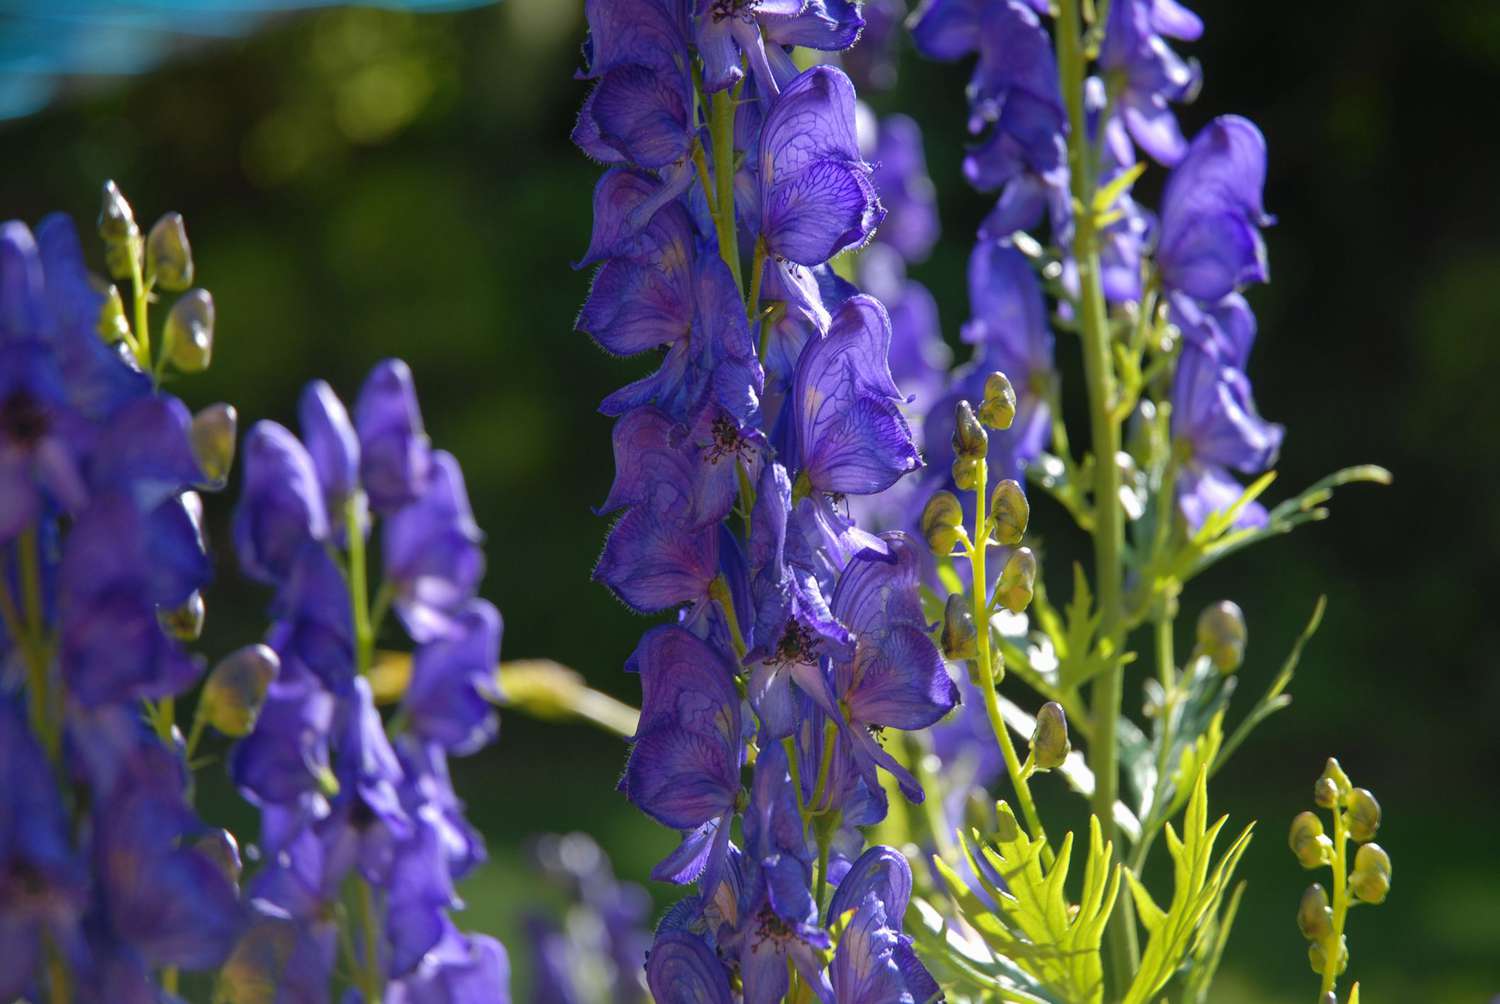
[765,158,884,266]
[354,359,433,515]
[594,505,718,613]
[646,930,733,1004]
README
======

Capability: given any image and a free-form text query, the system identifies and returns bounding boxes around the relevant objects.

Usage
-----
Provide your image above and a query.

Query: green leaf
[1182,879,1247,1003]
[905,894,1061,1003]
[1121,768,1255,1004]
[942,804,1122,1003]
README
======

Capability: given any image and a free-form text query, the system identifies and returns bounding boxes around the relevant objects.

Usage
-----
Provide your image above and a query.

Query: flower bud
[995,547,1037,614]
[160,591,205,642]
[952,454,982,491]
[146,212,194,292]
[165,289,215,373]
[191,403,238,491]
[920,491,964,555]
[1345,787,1381,842]
[194,828,243,886]
[1030,702,1069,770]
[200,644,279,737]
[941,594,977,661]
[978,371,1017,430]
[97,283,131,344]
[988,479,1029,546]
[98,180,138,243]
[1320,757,1352,801]
[1289,811,1332,869]
[951,400,988,459]
[1349,842,1390,905]
[1307,936,1347,977]
[1194,599,1246,673]
[1313,776,1340,809]
[1297,883,1333,941]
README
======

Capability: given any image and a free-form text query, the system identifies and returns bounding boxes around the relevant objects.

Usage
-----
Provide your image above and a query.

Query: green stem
[1322,806,1349,997]
[746,236,767,322]
[346,496,374,676]
[970,459,1052,867]
[708,575,747,662]
[357,877,384,1002]
[46,935,71,1004]
[1056,0,1134,983]
[15,530,61,759]
[184,703,209,763]
[126,235,153,374]
[1129,611,1176,873]
[710,88,743,291]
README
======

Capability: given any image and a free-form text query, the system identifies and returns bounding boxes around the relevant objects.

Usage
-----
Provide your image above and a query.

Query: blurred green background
[1,0,1496,999]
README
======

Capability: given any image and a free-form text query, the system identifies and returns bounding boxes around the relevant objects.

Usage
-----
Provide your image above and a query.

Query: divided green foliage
[934,804,1122,1004]
[1120,769,1254,1004]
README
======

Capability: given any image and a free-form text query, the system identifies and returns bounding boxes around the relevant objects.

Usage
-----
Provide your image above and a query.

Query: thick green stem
[710,88,743,291]
[747,236,767,322]
[1322,806,1349,998]
[1056,0,1134,983]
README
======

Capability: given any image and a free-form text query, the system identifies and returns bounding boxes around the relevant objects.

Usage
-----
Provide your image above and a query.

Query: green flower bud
[1320,757,1352,801]
[988,478,1029,546]
[1349,842,1390,905]
[1346,787,1381,842]
[920,491,965,555]
[200,644,279,737]
[1307,936,1347,977]
[951,400,988,459]
[97,283,131,344]
[941,594,978,661]
[977,371,1017,430]
[194,828,242,886]
[160,591,205,642]
[995,547,1037,614]
[1297,883,1333,941]
[1194,599,1246,673]
[1029,701,1069,770]
[104,238,141,282]
[1290,810,1332,869]
[1313,776,1340,809]
[191,403,238,491]
[98,180,138,243]
[952,454,982,492]
[165,289,215,373]
[146,212,194,292]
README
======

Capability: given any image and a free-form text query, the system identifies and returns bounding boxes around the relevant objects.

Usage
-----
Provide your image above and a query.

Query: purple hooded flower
[355,359,434,515]
[0,339,90,543]
[910,0,1048,61]
[864,114,940,265]
[1170,290,1256,369]
[594,502,721,615]
[828,895,914,1004]
[695,0,865,97]
[387,919,511,1004]
[646,929,733,1004]
[575,0,694,172]
[1170,341,1284,531]
[1156,115,1273,303]
[401,599,502,756]
[1098,0,1202,166]
[826,845,940,1002]
[230,675,336,811]
[758,66,885,267]
[599,406,742,532]
[396,737,487,883]
[268,542,354,692]
[232,420,329,585]
[718,853,831,1004]
[383,451,486,644]
[321,679,414,885]
[298,378,361,521]
[623,626,743,890]
[385,811,461,978]
[962,1,1067,196]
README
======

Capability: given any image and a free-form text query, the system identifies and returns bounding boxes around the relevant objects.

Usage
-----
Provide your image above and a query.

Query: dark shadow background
[1,1,1496,999]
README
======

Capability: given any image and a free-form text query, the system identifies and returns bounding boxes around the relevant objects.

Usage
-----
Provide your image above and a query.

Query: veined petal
[765,158,884,266]
[842,625,956,731]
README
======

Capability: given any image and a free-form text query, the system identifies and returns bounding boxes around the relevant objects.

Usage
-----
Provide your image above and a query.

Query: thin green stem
[710,88,743,290]
[1129,612,1176,874]
[814,810,839,913]
[782,735,806,817]
[346,496,374,676]
[357,877,384,1002]
[1322,806,1349,997]
[746,236,767,322]
[970,459,1052,866]
[692,139,717,215]
[809,718,838,814]
[184,703,209,763]
[708,575,747,662]
[126,236,153,374]
[1057,0,1134,982]
[17,530,61,759]
[46,935,71,1004]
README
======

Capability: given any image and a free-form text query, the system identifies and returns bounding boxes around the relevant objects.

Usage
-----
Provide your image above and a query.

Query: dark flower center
[773,622,817,666]
[0,390,50,450]
[753,907,794,948]
[711,0,759,21]
[705,415,747,464]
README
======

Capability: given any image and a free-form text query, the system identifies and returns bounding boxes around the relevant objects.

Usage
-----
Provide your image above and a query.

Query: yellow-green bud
[941,594,978,661]
[160,591,205,642]
[1030,701,1069,770]
[146,212,194,292]
[1349,842,1390,905]
[977,371,1017,430]
[951,400,988,459]
[1346,787,1381,842]
[200,644,279,737]
[1313,776,1340,809]
[1290,810,1332,869]
[995,547,1037,614]
[98,180,138,243]
[194,828,242,886]
[1194,599,1246,673]
[920,491,964,555]
[97,283,131,344]
[165,289,215,372]
[1307,936,1347,977]
[1320,757,1352,801]
[952,454,982,492]
[191,403,238,491]
[1297,883,1333,941]
[988,479,1029,546]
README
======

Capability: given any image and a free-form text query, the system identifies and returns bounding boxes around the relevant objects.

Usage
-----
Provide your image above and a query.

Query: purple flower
[646,929,733,1004]
[396,737,487,882]
[298,378,361,520]
[866,114,940,265]
[232,421,329,585]
[401,599,502,755]
[828,895,911,1004]
[718,853,831,1004]
[323,679,414,885]
[1098,0,1202,166]
[962,1,1066,195]
[1170,290,1256,369]
[268,542,354,692]
[695,0,865,97]
[0,340,90,543]
[758,66,885,267]
[387,919,511,1004]
[1156,115,1273,303]
[594,502,721,615]
[385,811,460,978]
[1170,342,1284,531]
[355,359,434,515]
[383,451,486,644]
[599,406,741,532]
[230,675,336,811]
[910,0,1048,60]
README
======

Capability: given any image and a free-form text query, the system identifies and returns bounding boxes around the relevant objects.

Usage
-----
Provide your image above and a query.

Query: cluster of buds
[1291,757,1391,997]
